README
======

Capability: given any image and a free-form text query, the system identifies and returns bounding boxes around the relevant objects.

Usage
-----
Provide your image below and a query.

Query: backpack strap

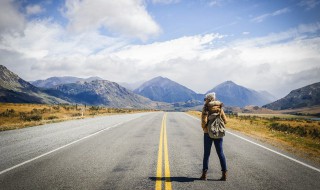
[218,104,223,119]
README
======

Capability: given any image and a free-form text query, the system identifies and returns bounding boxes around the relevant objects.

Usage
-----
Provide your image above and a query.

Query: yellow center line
[163,113,172,190]
[155,114,164,190]
[155,113,172,190]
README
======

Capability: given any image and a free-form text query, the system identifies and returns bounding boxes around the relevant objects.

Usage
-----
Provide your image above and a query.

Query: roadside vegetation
[187,111,320,164]
[0,103,156,131]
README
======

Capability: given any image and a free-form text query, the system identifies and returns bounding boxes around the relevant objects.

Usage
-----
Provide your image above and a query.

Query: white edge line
[184,113,320,173]
[0,122,125,176]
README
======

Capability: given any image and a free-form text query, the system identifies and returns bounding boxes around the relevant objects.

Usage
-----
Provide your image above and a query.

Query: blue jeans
[202,133,227,172]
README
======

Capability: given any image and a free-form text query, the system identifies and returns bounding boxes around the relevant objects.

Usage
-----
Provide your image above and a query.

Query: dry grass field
[187,111,320,164]
[237,113,314,119]
[0,103,155,131]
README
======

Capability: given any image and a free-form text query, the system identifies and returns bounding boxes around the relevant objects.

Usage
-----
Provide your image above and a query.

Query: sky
[0,0,319,98]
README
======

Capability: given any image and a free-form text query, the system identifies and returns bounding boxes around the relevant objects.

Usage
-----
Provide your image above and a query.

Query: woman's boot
[220,171,227,181]
[199,170,207,180]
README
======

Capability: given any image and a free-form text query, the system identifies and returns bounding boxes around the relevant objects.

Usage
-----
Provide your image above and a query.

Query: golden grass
[238,113,313,119]
[0,103,155,131]
[187,111,320,165]
[278,105,320,115]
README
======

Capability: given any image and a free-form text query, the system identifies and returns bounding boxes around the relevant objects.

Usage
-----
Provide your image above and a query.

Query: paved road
[0,112,319,190]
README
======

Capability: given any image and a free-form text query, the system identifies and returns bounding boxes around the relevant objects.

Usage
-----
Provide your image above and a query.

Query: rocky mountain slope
[0,65,68,104]
[263,82,320,110]
[31,76,103,88]
[0,65,168,109]
[118,80,145,91]
[207,81,275,107]
[134,76,203,103]
[45,80,164,109]
[1,65,282,109]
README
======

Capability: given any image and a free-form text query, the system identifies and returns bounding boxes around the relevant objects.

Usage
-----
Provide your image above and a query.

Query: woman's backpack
[207,111,226,139]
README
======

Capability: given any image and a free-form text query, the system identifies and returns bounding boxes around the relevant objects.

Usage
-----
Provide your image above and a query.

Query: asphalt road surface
[0,112,319,190]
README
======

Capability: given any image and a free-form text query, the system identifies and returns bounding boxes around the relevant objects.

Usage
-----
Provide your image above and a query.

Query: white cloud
[112,33,223,66]
[233,22,320,49]
[208,0,223,7]
[64,0,161,41]
[0,1,319,99]
[0,0,25,33]
[26,4,45,15]
[272,8,290,16]
[242,31,250,35]
[0,18,126,60]
[298,0,320,10]
[151,0,180,4]
[103,24,320,97]
[207,0,232,7]
[3,22,319,98]
[251,7,290,23]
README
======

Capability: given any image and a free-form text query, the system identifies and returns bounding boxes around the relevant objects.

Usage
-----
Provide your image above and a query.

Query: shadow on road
[149,177,221,182]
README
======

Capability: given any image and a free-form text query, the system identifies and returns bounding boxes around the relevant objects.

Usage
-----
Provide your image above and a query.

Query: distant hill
[118,80,145,91]
[259,90,278,103]
[0,65,68,104]
[45,80,165,109]
[207,81,275,107]
[263,82,320,110]
[0,65,169,109]
[134,76,203,103]
[171,100,203,111]
[1,65,281,109]
[31,76,104,88]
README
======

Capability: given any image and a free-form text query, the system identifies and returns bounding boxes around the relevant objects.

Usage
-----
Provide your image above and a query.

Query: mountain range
[1,64,319,110]
[118,80,145,91]
[44,80,160,109]
[263,82,320,110]
[134,77,276,107]
[134,76,203,103]
[0,65,166,109]
[206,81,276,107]
[0,65,67,104]
[31,76,104,88]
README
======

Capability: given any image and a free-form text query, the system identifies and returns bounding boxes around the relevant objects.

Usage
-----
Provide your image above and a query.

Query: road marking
[0,121,126,176]
[156,113,172,190]
[185,113,320,173]
[156,114,164,190]
[163,113,172,190]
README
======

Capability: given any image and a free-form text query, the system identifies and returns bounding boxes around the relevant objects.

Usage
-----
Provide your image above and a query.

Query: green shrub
[268,122,312,138]
[71,113,81,117]
[52,106,60,110]
[89,106,101,111]
[31,108,40,114]
[47,116,59,120]
[309,129,320,139]
[295,126,307,137]
[19,112,42,121]
[0,109,15,117]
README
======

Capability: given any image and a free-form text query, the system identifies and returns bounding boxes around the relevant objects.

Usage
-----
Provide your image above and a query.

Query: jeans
[202,133,227,171]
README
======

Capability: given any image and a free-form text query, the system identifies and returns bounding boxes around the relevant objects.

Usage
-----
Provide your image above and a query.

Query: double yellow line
[156,113,172,190]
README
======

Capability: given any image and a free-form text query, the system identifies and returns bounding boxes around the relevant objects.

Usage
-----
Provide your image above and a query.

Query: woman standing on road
[200,92,228,181]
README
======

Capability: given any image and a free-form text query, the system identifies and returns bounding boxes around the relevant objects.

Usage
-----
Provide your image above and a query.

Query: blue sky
[147,0,317,41]
[19,0,320,42]
[0,0,319,97]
